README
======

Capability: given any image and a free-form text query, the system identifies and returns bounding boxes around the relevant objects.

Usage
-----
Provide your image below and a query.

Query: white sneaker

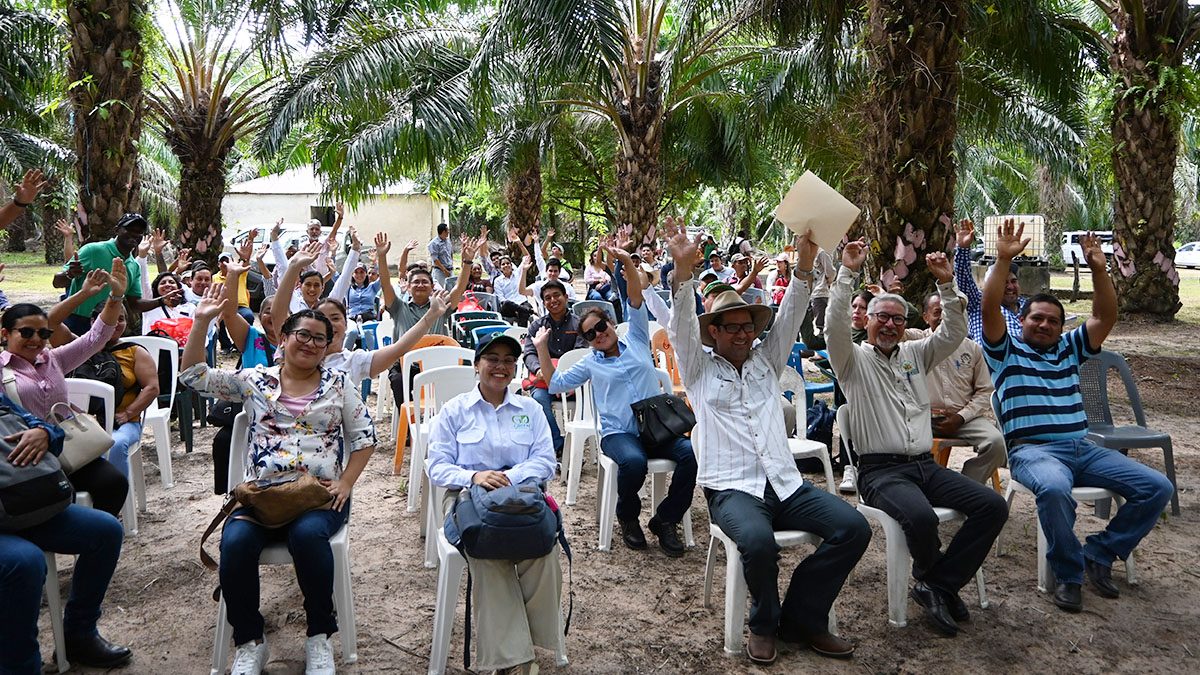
[305,634,336,675]
[231,640,268,675]
[839,465,858,494]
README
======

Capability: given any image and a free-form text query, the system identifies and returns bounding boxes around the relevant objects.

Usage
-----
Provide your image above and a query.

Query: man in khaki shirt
[905,293,1006,484]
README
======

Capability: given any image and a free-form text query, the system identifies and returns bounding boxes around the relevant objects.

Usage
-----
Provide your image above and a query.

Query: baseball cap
[698,268,718,283]
[731,253,748,264]
[474,333,522,363]
[703,281,735,297]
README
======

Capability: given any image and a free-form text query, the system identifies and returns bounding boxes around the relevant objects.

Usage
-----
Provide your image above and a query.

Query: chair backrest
[122,335,179,415]
[650,328,681,385]
[400,346,475,407]
[413,333,457,350]
[359,320,381,351]
[411,366,478,451]
[645,321,663,342]
[571,300,617,324]
[742,288,767,306]
[1078,350,1147,428]
[456,319,510,348]
[502,326,529,343]
[452,310,501,324]
[615,322,631,338]
[228,412,251,490]
[835,403,852,447]
[653,367,673,394]
[443,275,458,290]
[467,291,499,313]
[64,379,115,433]
[556,348,595,425]
[376,318,396,347]
[471,324,510,345]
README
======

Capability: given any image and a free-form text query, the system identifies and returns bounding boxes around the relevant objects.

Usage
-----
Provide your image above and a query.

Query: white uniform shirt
[669,272,812,500]
[426,386,557,489]
[493,271,525,304]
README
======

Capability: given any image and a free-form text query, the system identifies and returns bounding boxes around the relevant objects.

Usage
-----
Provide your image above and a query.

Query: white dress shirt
[493,271,525,304]
[669,270,813,500]
[426,386,558,489]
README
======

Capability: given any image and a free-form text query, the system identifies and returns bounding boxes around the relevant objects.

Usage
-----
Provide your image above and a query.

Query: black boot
[647,516,685,557]
[65,633,132,668]
[619,519,647,550]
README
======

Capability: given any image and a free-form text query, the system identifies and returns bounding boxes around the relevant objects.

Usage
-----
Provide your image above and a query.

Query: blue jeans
[707,482,871,636]
[600,433,696,524]
[105,420,143,478]
[1009,438,1174,585]
[529,388,563,453]
[0,505,124,674]
[219,505,349,645]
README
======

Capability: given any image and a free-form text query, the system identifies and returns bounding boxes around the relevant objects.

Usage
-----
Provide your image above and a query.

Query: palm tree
[1088,0,1200,318]
[65,0,148,241]
[145,14,274,266]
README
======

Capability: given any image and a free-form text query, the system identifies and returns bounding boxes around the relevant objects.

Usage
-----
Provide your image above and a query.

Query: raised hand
[108,257,128,297]
[460,235,477,262]
[1079,232,1107,269]
[271,218,284,241]
[427,289,449,316]
[64,253,84,279]
[335,202,345,219]
[374,232,391,257]
[54,219,74,239]
[614,223,634,252]
[349,226,361,252]
[751,256,769,274]
[193,283,228,323]
[926,252,954,283]
[547,227,556,241]
[224,257,251,278]
[531,325,551,350]
[404,239,419,252]
[506,228,518,243]
[865,282,884,296]
[14,169,49,205]
[81,268,110,296]
[955,219,975,249]
[291,240,323,269]
[887,278,904,295]
[255,244,269,261]
[520,255,531,269]
[663,216,699,273]
[150,227,168,253]
[794,230,818,270]
[175,248,192,271]
[995,218,1030,260]
[137,235,152,259]
[236,229,258,262]
[842,238,868,271]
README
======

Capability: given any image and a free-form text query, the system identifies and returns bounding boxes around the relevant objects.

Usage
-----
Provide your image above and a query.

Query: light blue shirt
[549,301,660,437]
[426,386,557,489]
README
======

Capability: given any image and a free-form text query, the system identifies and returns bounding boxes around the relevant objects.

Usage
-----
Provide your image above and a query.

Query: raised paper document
[773,171,860,252]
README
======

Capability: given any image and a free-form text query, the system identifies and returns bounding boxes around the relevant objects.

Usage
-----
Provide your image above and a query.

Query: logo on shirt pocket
[512,414,531,431]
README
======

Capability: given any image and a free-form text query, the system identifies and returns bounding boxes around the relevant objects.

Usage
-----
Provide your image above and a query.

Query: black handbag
[631,393,696,448]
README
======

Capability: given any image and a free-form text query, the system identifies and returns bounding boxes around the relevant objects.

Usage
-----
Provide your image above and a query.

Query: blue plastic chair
[360,321,381,351]
[788,342,834,409]
[457,319,509,348]
[471,324,511,346]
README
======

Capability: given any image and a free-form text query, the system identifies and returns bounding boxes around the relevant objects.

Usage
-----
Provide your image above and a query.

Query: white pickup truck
[1061,231,1114,264]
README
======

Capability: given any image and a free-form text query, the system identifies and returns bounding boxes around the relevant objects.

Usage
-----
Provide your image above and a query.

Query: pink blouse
[0,318,117,419]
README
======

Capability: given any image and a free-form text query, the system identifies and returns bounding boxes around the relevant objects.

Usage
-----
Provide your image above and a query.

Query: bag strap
[1,366,21,407]
[199,495,240,570]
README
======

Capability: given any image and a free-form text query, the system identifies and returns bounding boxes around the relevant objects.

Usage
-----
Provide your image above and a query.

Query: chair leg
[151,415,174,488]
[682,508,695,548]
[333,541,357,664]
[566,431,586,506]
[990,469,1003,495]
[44,553,69,673]
[1035,514,1051,593]
[975,567,989,609]
[121,465,139,537]
[723,544,747,655]
[881,519,910,628]
[210,594,231,675]
[994,484,1018,557]
[408,438,426,514]
[424,482,441,569]
[1162,440,1180,516]
[597,461,617,551]
[702,537,718,608]
[130,443,147,515]
[428,548,467,675]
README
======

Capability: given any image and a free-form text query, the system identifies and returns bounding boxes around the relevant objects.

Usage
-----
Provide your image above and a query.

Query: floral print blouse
[180,363,376,482]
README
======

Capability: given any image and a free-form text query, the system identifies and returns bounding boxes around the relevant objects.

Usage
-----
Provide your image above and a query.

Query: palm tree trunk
[66,0,145,242]
[1108,4,1184,319]
[505,158,543,240]
[176,161,226,267]
[614,61,664,246]
[861,0,964,301]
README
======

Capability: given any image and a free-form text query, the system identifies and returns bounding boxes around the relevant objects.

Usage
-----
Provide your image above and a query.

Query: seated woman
[1,264,130,517]
[584,248,622,323]
[0,393,131,671]
[425,333,562,675]
[465,260,494,295]
[766,255,791,306]
[180,298,375,675]
[84,303,159,479]
[538,236,696,557]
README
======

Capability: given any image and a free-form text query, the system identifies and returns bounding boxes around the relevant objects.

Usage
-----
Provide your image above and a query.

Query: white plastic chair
[997,480,1135,593]
[64,379,133,535]
[210,413,357,675]
[123,336,179,489]
[557,348,597,506]
[614,322,630,338]
[595,369,693,551]
[835,405,988,627]
[42,493,95,673]
[372,317,396,421]
[428,507,569,675]
[399,347,474,506]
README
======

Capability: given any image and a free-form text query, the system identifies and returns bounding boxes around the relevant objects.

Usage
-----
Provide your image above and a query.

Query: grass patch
[2,250,62,295]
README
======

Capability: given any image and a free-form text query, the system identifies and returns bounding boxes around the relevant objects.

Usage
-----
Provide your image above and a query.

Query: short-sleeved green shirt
[63,239,142,318]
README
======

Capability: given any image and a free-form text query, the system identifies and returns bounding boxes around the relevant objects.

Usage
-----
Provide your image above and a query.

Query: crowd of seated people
[0,169,1179,674]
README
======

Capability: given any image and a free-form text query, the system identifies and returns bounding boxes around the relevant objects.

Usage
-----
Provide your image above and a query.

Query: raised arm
[327,228,361,303]
[445,237,476,307]
[1,169,48,231]
[761,234,817,372]
[825,239,867,381]
[613,225,643,309]
[54,219,76,260]
[182,285,227,371]
[954,219,983,303]
[366,291,449,378]
[733,257,768,294]
[150,228,169,275]
[276,241,322,324]
[220,265,253,352]
[517,257,534,297]
[982,219,1028,345]
[47,269,110,337]
[919,252,968,369]
[375,234,397,309]
[1080,232,1118,350]
[662,218,706,386]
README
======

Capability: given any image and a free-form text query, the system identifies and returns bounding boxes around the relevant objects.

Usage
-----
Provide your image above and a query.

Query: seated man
[522,280,586,456]
[982,222,1173,613]
[904,293,1006,484]
[826,239,1008,638]
[955,218,1024,343]
[519,257,577,315]
[665,220,870,664]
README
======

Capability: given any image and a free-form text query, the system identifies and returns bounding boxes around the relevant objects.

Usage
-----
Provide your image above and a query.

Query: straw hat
[697,291,773,347]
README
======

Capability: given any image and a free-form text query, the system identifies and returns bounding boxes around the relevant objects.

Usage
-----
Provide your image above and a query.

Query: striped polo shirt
[982,324,1098,442]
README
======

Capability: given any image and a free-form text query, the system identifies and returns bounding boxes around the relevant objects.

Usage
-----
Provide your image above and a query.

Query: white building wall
[221,193,450,250]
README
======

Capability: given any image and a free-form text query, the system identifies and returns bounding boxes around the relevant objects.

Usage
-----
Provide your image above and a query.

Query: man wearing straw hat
[663,218,870,665]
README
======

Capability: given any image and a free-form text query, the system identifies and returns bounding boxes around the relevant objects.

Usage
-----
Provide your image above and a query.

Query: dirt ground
[28,314,1200,675]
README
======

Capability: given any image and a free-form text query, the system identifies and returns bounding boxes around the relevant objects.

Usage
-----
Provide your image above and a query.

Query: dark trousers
[858,456,1008,594]
[69,457,129,518]
[64,312,92,337]
[600,433,696,524]
[500,300,534,327]
[706,482,871,636]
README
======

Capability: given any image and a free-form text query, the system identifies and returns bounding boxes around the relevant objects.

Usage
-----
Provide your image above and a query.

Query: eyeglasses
[715,322,757,335]
[15,327,54,340]
[581,319,610,341]
[287,330,330,347]
[480,355,518,367]
[869,312,908,326]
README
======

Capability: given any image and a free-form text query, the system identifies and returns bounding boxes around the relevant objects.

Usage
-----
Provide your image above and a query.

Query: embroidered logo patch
[902,361,918,374]
[960,353,972,367]
[512,414,531,430]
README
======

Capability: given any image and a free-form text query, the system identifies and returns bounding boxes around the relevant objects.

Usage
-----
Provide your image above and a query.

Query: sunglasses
[15,327,55,340]
[581,319,610,341]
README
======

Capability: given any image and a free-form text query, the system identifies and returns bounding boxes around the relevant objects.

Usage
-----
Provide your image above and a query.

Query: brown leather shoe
[805,631,855,659]
[746,632,777,665]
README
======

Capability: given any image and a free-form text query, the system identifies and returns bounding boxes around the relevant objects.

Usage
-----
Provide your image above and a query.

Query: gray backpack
[0,404,74,532]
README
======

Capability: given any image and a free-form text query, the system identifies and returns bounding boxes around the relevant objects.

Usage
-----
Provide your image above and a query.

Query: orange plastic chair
[931,438,1003,494]
[393,334,461,474]
[650,328,688,397]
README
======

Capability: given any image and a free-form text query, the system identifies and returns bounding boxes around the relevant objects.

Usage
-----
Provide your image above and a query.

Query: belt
[858,453,932,465]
